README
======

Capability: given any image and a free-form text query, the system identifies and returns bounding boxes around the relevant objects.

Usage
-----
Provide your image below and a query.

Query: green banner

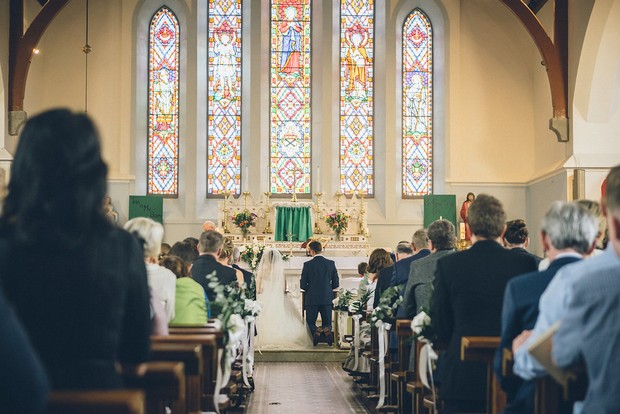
[423,194,456,228]
[129,195,163,224]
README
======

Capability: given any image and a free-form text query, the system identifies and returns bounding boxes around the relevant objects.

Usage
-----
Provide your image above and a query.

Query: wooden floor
[236,362,374,413]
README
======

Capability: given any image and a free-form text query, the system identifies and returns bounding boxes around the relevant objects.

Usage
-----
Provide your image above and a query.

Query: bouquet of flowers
[370,285,403,325]
[325,211,349,233]
[240,242,291,273]
[240,243,265,272]
[232,211,257,232]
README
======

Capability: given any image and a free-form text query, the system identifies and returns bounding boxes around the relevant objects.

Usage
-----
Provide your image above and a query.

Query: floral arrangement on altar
[325,211,349,234]
[240,242,291,273]
[231,211,258,233]
[370,285,403,325]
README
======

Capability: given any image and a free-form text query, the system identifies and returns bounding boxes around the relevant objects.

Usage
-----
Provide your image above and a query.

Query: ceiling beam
[500,0,568,141]
[8,0,71,112]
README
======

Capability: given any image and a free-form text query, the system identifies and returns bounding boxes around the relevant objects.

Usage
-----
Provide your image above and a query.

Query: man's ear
[541,231,551,253]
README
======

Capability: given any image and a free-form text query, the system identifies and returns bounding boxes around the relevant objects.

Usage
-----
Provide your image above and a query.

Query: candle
[293,169,297,193]
[316,165,321,192]
[244,165,249,192]
[459,223,466,240]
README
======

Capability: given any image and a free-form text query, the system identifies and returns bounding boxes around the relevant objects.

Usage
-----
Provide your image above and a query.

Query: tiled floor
[242,362,373,413]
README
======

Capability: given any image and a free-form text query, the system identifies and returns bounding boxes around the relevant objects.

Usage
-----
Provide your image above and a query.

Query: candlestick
[263,192,272,234]
[336,190,343,212]
[222,190,231,233]
[314,192,323,234]
[357,190,366,235]
[243,165,249,192]
[242,191,250,212]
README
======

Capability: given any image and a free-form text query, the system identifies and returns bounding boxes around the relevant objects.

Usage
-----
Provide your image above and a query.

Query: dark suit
[495,255,581,414]
[508,247,542,267]
[192,254,237,315]
[232,263,255,300]
[300,255,339,331]
[391,249,431,286]
[431,240,539,413]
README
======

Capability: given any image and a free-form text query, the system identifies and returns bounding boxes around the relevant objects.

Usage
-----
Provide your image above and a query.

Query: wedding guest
[183,236,200,256]
[576,199,606,252]
[169,240,199,271]
[0,285,49,413]
[368,248,394,308]
[431,194,538,414]
[192,230,238,316]
[232,247,255,298]
[513,168,620,390]
[496,202,597,413]
[124,217,177,323]
[0,109,150,389]
[218,237,246,287]
[159,242,171,260]
[161,255,208,325]
[357,261,368,278]
[403,219,456,318]
[392,232,431,286]
[503,219,542,265]
[552,165,620,413]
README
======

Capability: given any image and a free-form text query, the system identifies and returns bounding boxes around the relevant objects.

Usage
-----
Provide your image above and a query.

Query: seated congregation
[336,168,620,414]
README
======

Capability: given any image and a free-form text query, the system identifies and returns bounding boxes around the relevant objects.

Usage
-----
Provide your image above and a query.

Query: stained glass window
[270,0,311,195]
[403,9,433,197]
[208,0,242,196]
[340,0,374,196]
[148,7,180,196]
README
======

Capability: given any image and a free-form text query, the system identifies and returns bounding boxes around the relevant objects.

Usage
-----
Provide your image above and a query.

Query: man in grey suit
[403,219,456,318]
[301,241,339,345]
[552,165,620,413]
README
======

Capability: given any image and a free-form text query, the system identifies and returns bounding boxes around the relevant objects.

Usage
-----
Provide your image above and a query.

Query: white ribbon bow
[376,320,392,409]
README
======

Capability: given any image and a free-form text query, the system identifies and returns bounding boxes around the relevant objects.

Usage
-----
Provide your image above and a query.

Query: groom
[301,241,340,345]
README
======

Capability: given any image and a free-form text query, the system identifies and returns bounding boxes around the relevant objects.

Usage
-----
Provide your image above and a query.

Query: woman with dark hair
[368,248,394,308]
[504,219,541,265]
[160,254,209,325]
[0,109,151,390]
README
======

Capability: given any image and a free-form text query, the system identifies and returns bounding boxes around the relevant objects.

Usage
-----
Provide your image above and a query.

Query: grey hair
[412,229,429,249]
[123,217,164,259]
[233,246,241,263]
[541,201,598,254]
[427,219,455,250]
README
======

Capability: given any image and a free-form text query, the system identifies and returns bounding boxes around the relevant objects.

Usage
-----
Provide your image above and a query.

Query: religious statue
[460,192,475,241]
[103,196,119,223]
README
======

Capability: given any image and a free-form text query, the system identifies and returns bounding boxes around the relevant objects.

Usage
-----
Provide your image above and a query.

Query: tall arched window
[208,0,242,196]
[148,7,180,196]
[340,0,374,196]
[270,0,312,195]
[402,9,432,198]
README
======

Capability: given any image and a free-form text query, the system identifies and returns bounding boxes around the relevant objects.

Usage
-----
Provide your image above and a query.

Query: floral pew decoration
[370,286,403,409]
[336,275,375,374]
[411,308,439,409]
[206,271,261,403]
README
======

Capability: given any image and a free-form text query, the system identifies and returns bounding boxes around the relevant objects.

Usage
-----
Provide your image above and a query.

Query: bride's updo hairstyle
[0,109,110,248]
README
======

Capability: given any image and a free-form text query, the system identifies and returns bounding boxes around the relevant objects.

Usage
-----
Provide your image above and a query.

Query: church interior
[1,0,619,413]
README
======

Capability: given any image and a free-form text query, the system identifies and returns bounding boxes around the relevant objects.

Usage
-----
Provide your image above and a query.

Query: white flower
[244,299,261,316]
[348,300,361,314]
[411,311,431,335]
[227,313,245,335]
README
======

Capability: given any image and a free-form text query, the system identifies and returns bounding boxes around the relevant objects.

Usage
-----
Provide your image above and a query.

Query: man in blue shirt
[552,165,620,413]
[497,201,598,413]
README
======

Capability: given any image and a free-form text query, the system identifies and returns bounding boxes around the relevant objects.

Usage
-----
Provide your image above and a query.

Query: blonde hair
[123,217,164,260]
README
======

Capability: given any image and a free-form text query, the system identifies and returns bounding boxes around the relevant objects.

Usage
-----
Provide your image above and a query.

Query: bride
[255,248,313,349]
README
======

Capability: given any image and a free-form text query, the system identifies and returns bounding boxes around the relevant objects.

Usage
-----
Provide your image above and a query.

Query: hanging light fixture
[82,0,91,112]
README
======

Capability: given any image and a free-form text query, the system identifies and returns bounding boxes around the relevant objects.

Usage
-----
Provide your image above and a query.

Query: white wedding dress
[255,249,313,349]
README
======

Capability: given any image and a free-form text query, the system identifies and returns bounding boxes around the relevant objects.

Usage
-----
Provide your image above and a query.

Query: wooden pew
[151,342,202,414]
[152,334,219,413]
[47,390,145,414]
[122,361,186,414]
[460,336,506,414]
[388,319,413,413]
